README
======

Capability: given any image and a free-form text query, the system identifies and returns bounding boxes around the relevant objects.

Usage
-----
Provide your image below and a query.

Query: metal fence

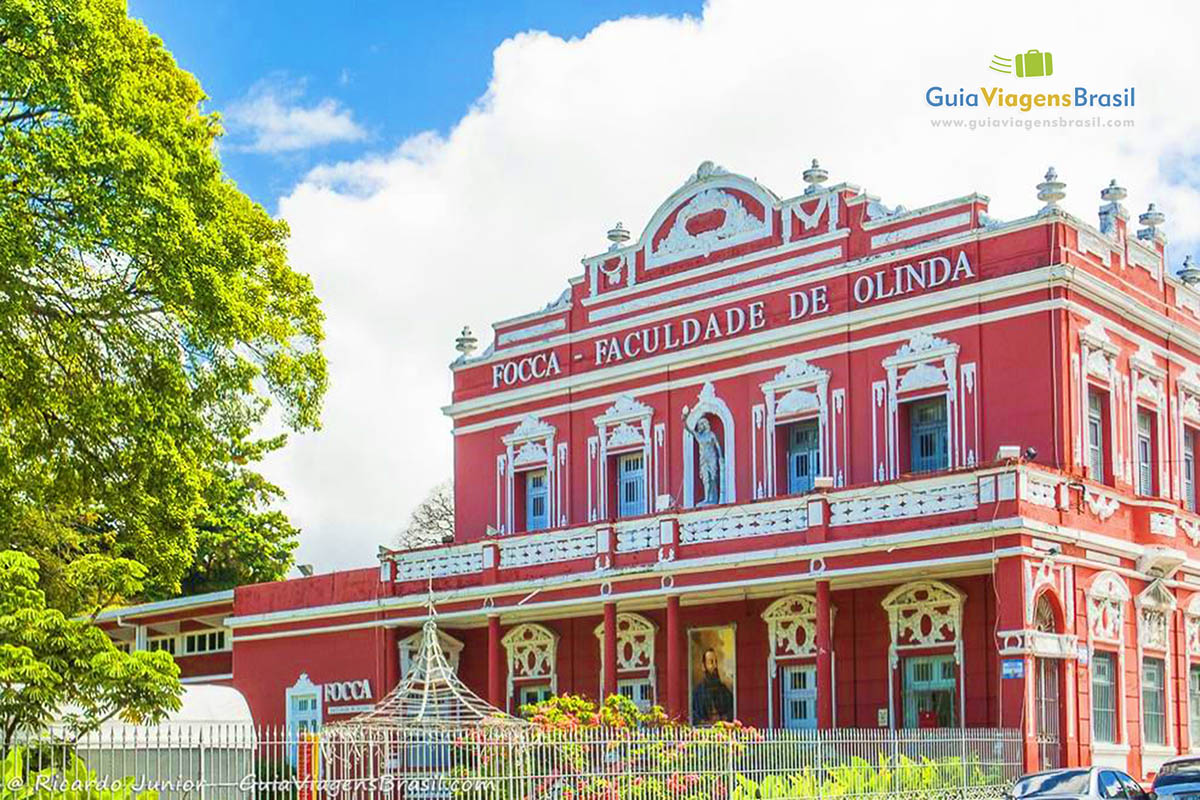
[3,725,1024,799]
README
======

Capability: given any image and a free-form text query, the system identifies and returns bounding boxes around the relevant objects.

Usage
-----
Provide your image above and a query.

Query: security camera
[1024,447,1038,461]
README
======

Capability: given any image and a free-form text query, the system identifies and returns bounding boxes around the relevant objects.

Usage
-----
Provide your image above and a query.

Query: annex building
[100,159,1200,780]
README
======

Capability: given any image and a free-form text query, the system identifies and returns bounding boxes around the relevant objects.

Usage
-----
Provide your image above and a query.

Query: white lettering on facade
[852,251,974,305]
[492,351,562,388]
[492,253,973,383]
[324,679,373,703]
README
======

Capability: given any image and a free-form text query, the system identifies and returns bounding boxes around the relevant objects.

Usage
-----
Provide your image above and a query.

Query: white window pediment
[503,623,557,681]
[591,395,655,520]
[593,613,657,673]
[1186,593,1200,656]
[882,580,964,655]
[1137,580,1176,653]
[776,388,821,417]
[762,594,834,661]
[1086,570,1130,644]
[759,357,834,497]
[898,362,947,393]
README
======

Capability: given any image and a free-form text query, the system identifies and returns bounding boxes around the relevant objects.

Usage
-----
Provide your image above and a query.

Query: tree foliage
[0,0,326,730]
[396,480,453,550]
[0,551,179,745]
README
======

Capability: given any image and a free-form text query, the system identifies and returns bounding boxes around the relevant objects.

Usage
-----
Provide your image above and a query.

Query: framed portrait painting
[688,624,736,725]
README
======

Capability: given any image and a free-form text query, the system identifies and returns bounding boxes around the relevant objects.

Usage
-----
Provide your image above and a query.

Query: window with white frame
[1088,390,1108,482]
[1092,651,1118,743]
[617,452,646,518]
[503,623,558,712]
[1143,657,1167,745]
[524,469,549,531]
[1190,664,1200,738]
[902,655,957,728]
[787,420,820,494]
[781,664,817,729]
[518,684,552,708]
[882,581,963,730]
[500,414,557,535]
[594,613,657,707]
[1185,428,1197,513]
[617,678,654,711]
[906,396,949,474]
[147,635,176,655]
[183,629,227,655]
[285,673,322,766]
[1136,409,1155,495]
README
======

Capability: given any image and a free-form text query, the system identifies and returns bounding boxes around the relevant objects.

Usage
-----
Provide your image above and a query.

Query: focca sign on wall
[324,678,372,702]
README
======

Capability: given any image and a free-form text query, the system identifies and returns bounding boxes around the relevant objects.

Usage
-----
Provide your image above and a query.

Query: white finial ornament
[1100,179,1126,203]
[1138,202,1166,241]
[606,222,629,250]
[1179,255,1200,286]
[802,159,828,194]
[454,326,478,357]
[1037,167,1066,213]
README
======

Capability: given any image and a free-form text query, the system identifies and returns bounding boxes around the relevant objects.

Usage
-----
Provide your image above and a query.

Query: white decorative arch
[591,395,655,520]
[398,628,463,678]
[638,164,776,270]
[881,579,965,730]
[499,415,558,533]
[502,623,558,711]
[683,382,736,507]
[593,613,658,702]
[761,593,836,728]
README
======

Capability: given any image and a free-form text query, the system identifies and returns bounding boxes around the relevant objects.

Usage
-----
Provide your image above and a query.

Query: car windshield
[1013,771,1091,797]
[1161,760,1200,777]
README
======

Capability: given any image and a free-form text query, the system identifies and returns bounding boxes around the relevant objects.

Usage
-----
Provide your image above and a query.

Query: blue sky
[121,0,1200,570]
[129,0,702,208]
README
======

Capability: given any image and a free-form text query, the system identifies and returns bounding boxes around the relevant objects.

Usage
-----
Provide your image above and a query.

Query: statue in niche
[683,408,723,506]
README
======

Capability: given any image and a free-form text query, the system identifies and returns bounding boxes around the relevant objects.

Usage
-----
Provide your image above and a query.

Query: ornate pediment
[898,362,948,393]
[593,613,657,673]
[882,580,964,651]
[776,388,821,417]
[503,623,558,681]
[504,414,555,445]
[883,331,959,369]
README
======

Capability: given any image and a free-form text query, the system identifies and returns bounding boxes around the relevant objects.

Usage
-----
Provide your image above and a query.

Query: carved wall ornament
[593,613,657,673]
[761,594,831,661]
[881,580,964,652]
[1086,571,1130,644]
[503,623,558,683]
[651,188,764,264]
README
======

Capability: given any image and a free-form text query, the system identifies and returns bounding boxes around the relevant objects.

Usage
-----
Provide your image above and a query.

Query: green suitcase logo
[989,50,1054,78]
[1016,49,1053,77]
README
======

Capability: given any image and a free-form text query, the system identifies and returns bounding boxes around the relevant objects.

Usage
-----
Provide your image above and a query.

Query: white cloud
[227,77,365,153]
[266,0,1200,571]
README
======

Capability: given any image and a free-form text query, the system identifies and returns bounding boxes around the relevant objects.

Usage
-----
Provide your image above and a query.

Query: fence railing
[3,725,1024,799]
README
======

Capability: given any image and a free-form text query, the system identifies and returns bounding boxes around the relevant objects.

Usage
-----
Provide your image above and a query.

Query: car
[1011,767,1150,800]
[1152,756,1200,799]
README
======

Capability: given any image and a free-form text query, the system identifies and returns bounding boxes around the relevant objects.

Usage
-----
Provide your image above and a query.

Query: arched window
[881,580,965,729]
[593,613,657,709]
[761,594,834,729]
[502,623,558,711]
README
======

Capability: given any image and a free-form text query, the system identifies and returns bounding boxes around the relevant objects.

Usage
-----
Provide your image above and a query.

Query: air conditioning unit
[813,476,834,489]
[996,445,1022,461]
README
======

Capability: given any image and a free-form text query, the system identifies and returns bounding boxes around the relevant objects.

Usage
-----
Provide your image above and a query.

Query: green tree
[0,0,326,727]
[0,551,180,746]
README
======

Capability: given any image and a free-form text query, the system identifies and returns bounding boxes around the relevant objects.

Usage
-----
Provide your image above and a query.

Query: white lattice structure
[503,622,559,710]
[761,594,835,728]
[329,616,522,732]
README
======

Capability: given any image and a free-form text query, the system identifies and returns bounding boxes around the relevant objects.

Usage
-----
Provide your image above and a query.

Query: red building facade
[103,160,1200,780]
